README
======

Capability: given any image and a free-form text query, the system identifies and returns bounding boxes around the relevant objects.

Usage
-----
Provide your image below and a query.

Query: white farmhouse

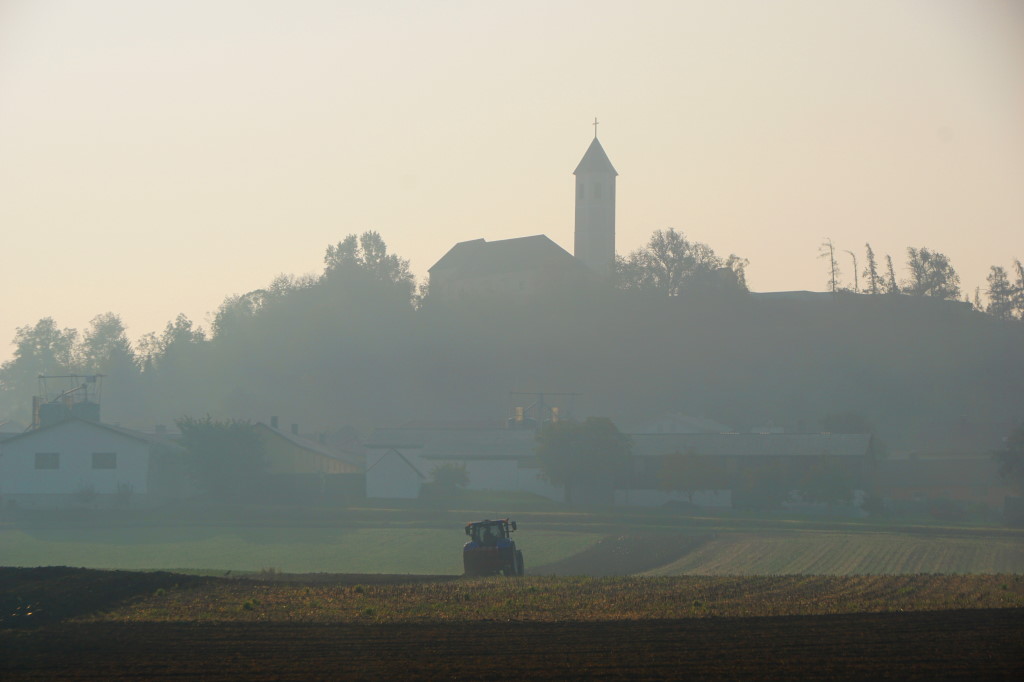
[0,418,185,509]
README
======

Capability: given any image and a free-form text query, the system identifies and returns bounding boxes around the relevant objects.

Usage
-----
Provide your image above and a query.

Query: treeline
[819,238,1024,321]
[1,230,1021,453]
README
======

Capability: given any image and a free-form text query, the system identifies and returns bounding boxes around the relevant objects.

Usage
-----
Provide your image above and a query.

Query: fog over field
[1,3,1022,585]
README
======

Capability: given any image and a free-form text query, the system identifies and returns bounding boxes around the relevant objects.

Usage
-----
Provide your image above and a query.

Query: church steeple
[573,130,617,274]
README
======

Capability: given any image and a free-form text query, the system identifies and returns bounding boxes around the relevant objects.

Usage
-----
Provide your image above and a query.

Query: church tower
[573,124,617,275]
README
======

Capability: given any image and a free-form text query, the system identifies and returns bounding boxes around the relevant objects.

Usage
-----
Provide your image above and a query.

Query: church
[428,130,618,300]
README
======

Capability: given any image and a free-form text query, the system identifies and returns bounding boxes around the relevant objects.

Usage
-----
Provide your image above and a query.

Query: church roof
[428,235,576,276]
[573,137,618,176]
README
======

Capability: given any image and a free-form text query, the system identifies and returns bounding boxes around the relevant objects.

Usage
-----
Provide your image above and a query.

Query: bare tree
[818,238,840,292]
[845,250,859,292]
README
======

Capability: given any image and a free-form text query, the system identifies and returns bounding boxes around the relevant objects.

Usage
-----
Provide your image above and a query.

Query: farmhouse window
[35,452,60,469]
[92,452,117,469]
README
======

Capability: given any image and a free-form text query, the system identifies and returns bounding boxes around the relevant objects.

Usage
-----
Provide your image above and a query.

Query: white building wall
[461,459,517,491]
[425,457,565,502]
[365,449,423,499]
[0,422,151,504]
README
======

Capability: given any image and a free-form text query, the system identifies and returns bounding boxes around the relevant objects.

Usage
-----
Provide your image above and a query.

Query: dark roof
[428,235,576,276]
[631,433,872,458]
[254,422,362,467]
[367,425,536,461]
[573,137,618,176]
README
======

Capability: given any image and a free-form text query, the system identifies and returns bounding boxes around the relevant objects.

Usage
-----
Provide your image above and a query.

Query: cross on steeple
[592,117,599,138]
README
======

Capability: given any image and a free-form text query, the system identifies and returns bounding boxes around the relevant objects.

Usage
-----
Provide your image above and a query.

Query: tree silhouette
[176,416,267,500]
[536,417,631,504]
[616,228,746,296]
[903,247,960,300]
[986,266,1016,320]
[323,231,415,303]
[884,254,900,294]
[863,244,880,295]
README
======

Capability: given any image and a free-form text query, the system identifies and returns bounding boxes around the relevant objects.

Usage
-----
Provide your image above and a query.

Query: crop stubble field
[2,567,1023,680]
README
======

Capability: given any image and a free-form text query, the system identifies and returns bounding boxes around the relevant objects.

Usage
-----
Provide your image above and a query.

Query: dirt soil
[4,610,1022,680]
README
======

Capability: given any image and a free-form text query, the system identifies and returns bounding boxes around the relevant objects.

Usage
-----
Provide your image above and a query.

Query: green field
[3,511,1022,575]
[646,530,1024,575]
[0,526,599,574]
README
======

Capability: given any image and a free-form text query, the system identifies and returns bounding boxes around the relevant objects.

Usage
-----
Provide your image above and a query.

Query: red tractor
[463,518,525,577]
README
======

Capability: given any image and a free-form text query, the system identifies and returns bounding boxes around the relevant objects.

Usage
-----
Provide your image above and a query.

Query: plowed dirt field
[4,610,1022,680]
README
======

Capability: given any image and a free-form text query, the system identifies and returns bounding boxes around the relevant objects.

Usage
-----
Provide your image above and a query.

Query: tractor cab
[462,518,524,576]
[465,519,516,546]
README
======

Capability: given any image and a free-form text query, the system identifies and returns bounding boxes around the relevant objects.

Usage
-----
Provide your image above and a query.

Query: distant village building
[366,421,564,502]
[623,432,875,509]
[871,455,1015,516]
[361,419,880,513]
[428,129,617,300]
[255,419,362,476]
[0,418,185,509]
[254,419,364,503]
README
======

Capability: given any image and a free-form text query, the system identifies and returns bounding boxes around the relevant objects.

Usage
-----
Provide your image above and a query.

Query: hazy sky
[1,0,1022,361]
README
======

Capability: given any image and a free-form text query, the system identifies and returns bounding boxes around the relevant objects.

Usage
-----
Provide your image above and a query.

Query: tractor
[462,518,525,577]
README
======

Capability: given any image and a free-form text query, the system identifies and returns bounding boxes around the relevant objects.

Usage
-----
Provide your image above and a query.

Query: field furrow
[646,531,1024,575]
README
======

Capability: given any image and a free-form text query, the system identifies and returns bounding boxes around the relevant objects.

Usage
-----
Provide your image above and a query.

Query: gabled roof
[573,137,617,176]
[0,417,181,450]
[630,433,873,458]
[254,422,362,467]
[428,235,577,276]
[366,424,537,461]
[365,447,427,479]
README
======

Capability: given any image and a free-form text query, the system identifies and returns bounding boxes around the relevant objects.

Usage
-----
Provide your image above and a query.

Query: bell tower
[573,119,618,275]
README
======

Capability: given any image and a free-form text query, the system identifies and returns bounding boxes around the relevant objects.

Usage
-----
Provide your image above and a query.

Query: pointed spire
[573,137,618,176]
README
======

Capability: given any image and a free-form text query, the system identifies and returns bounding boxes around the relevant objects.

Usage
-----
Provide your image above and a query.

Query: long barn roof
[631,432,873,458]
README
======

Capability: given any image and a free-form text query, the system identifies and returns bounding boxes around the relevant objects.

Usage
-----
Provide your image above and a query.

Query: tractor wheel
[515,550,525,576]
